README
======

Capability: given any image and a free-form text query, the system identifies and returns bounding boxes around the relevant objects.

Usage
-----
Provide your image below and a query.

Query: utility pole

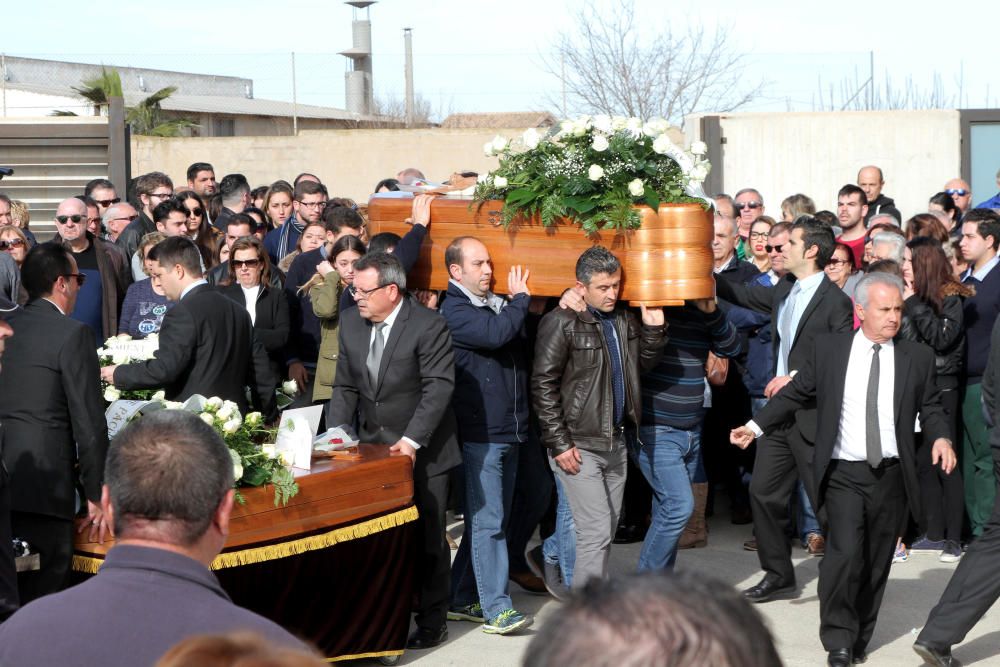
[404,28,414,127]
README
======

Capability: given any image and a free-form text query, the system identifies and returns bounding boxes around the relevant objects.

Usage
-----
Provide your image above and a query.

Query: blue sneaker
[910,535,946,552]
[483,609,533,635]
[447,602,484,623]
[892,541,908,564]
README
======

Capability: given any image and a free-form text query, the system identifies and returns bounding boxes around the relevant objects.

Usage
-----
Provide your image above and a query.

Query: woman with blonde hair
[780,193,816,222]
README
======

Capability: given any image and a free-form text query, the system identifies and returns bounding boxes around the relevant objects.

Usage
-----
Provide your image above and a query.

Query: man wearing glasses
[51,197,130,341]
[116,172,173,263]
[84,178,121,218]
[101,202,139,244]
[944,178,972,223]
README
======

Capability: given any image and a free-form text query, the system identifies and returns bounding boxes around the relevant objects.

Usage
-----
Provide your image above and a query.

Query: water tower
[340,1,375,116]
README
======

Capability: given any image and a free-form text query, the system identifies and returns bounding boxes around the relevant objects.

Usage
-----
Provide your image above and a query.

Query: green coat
[310,275,343,402]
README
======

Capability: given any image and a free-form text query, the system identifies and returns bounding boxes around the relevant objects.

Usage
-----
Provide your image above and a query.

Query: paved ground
[351,512,1000,667]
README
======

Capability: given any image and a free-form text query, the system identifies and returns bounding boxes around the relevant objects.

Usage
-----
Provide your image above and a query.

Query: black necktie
[866,343,882,467]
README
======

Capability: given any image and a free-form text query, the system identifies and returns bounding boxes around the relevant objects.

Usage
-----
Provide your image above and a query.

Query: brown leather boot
[678,482,709,549]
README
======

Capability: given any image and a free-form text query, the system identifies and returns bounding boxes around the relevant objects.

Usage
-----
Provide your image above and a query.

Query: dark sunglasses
[0,238,25,250]
[186,207,204,217]
[64,273,87,286]
[945,188,969,197]
[765,244,784,253]
[735,201,762,211]
[232,258,261,269]
[95,197,121,208]
[826,258,851,267]
[55,214,85,225]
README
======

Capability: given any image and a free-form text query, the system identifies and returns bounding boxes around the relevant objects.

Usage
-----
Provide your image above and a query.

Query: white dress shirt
[832,330,898,461]
[371,298,422,450]
[179,279,208,301]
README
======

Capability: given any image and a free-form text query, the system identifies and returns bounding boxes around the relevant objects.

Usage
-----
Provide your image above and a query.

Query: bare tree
[545,0,762,123]
[813,69,962,111]
[370,91,439,128]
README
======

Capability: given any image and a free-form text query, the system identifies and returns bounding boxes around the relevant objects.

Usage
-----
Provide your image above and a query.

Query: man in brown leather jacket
[532,246,667,587]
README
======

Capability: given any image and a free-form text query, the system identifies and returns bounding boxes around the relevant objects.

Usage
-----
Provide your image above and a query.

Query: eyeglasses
[148,192,173,200]
[232,258,261,269]
[349,284,390,300]
[0,238,24,250]
[186,207,204,217]
[765,244,784,253]
[749,231,770,240]
[735,201,763,211]
[297,201,327,209]
[945,189,969,197]
[63,273,87,286]
[113,215,139,223]
[94,198,121,208]
[55,214,85,225]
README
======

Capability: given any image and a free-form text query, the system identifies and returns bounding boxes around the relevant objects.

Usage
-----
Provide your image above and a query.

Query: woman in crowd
[825,241,860,295]
[899,236,973,563]
[118,232,172,338]
[278,221,325,274]
[244,207,268,238]
[946,237,967,278]
[264,181,295,230]
[928,192,961,235]
[0,226,30,304]
[250,185,269,211]
[178,191,217,271]
[780,193,816,222]
[220,237,290,379]
[8,200,37,246]
[747,218,772,273]
[214,234,231,266]
[862,222,904,267]
[374,178,400,193]
[905,213,951,245]
[306,235,366,403]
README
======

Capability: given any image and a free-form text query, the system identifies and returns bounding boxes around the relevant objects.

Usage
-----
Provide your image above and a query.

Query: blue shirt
[776,270,825,376]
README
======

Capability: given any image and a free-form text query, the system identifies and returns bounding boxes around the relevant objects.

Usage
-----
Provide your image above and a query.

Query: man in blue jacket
[441,236,533,636]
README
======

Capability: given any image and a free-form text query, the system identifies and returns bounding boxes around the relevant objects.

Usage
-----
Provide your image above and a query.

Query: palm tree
[55,67,197,136]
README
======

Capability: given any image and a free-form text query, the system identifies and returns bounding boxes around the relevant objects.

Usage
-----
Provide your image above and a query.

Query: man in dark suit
[0,315,18,620]
[732,272,956,666]
[716,218,854,602]
[913,314,1000,667]
[102,236,276,419]
[328,252,461,650]
[0,243,110,603]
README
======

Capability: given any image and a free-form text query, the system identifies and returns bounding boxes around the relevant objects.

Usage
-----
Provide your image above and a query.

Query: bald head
[945,178,972,213]
[857,166,884,203]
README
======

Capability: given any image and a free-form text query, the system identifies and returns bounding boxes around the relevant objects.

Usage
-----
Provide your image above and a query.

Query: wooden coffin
[367,196,714,306]
[75,444,414,557]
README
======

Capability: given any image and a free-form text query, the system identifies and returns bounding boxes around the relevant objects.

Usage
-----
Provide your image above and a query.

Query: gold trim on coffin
[72,505,420,575]
[325,649,403,662]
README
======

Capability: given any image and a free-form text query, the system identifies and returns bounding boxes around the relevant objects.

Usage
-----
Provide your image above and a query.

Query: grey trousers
[553,440,628,588]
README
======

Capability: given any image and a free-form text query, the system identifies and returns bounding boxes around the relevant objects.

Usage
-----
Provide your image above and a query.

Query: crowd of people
[0,160,999,666]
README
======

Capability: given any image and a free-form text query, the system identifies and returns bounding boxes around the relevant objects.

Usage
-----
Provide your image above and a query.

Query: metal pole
[404,28,414,127]
[868,50,874,110]
[291,52,299,136]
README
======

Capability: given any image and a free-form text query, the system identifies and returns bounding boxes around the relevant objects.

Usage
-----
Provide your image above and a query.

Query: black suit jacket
[715,272,853,441]
[219,283,290,357]
[753,333,951,522]
[0,300,108,519]
[328,296,460,480]
[114,284,277,418]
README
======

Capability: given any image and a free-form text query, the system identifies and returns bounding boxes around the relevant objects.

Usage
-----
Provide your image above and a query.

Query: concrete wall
[132,128,511,202]
[689,110,961,222]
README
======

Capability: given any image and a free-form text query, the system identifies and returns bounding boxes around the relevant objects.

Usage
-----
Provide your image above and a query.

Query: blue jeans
[542,472,576,587]
[633,424,704,571]
[450,442,519,620]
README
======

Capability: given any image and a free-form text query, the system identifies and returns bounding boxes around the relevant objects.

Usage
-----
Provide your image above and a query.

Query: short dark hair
[331,234,366,261]
[135,171,173,197]
[813,210,838,229]
[444,235,477,271]
[106,411,234,546]
[22,242,74,300]
[250,185,269,202]
[84,178,116,197]
[792,217,836,268]
[575,246,621,284]
[219,173,250,205]
[148,236,204,277]
[524,572,782,667]
[225,213,258,235]
[368,232,402,255]
[963,208,1000,250]
[769,221,793,237]
[293,180,328,202]
[74,194,98,210]
[374,178,400,192]
[322,206,364,235]
[186,162,214,182]
[353,251,406,291]
[838,184,868,206]
[153,197,189,224]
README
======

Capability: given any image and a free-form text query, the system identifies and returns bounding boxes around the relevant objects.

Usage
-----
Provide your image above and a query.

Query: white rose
[611,116,628,130]
[205,397,223,411]
[103,386,120,402]
[591,134,610,152]
[652,135,673,155]
[690,140,708,156]
[281,380,298,395]
[477,173,490,184]
[588,164,605,181]
[199,412,216,426]
[217,404,234,421]
[491,135,509,153]
[522,128,541,149]
[261,444,277,459]
[96,348,108,357]
[592,114,613,134]
[111,351,130,365]
[625,117,642,134]
[229,449,243,481]
[688,163,710,183]
[163,401,185,410]
[572,120,589,137]
[222,418,241,435]
[245,411,263,427]
[104,337,118,348]
[628,178,645,197]
[152,390,166,401]
[559,120,574,135]
[483,141,494,157]
[493,176,508,188]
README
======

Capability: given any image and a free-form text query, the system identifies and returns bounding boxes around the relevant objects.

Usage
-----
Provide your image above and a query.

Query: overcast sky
[4,0,996,123]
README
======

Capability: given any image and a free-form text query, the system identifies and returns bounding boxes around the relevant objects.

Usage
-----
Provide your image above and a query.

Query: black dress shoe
[827,648,851,666]
[613,523,646,544]
[912,640,954,666]
[852,649,867,664]
[406,625,448,650]
[741,577,796,603]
